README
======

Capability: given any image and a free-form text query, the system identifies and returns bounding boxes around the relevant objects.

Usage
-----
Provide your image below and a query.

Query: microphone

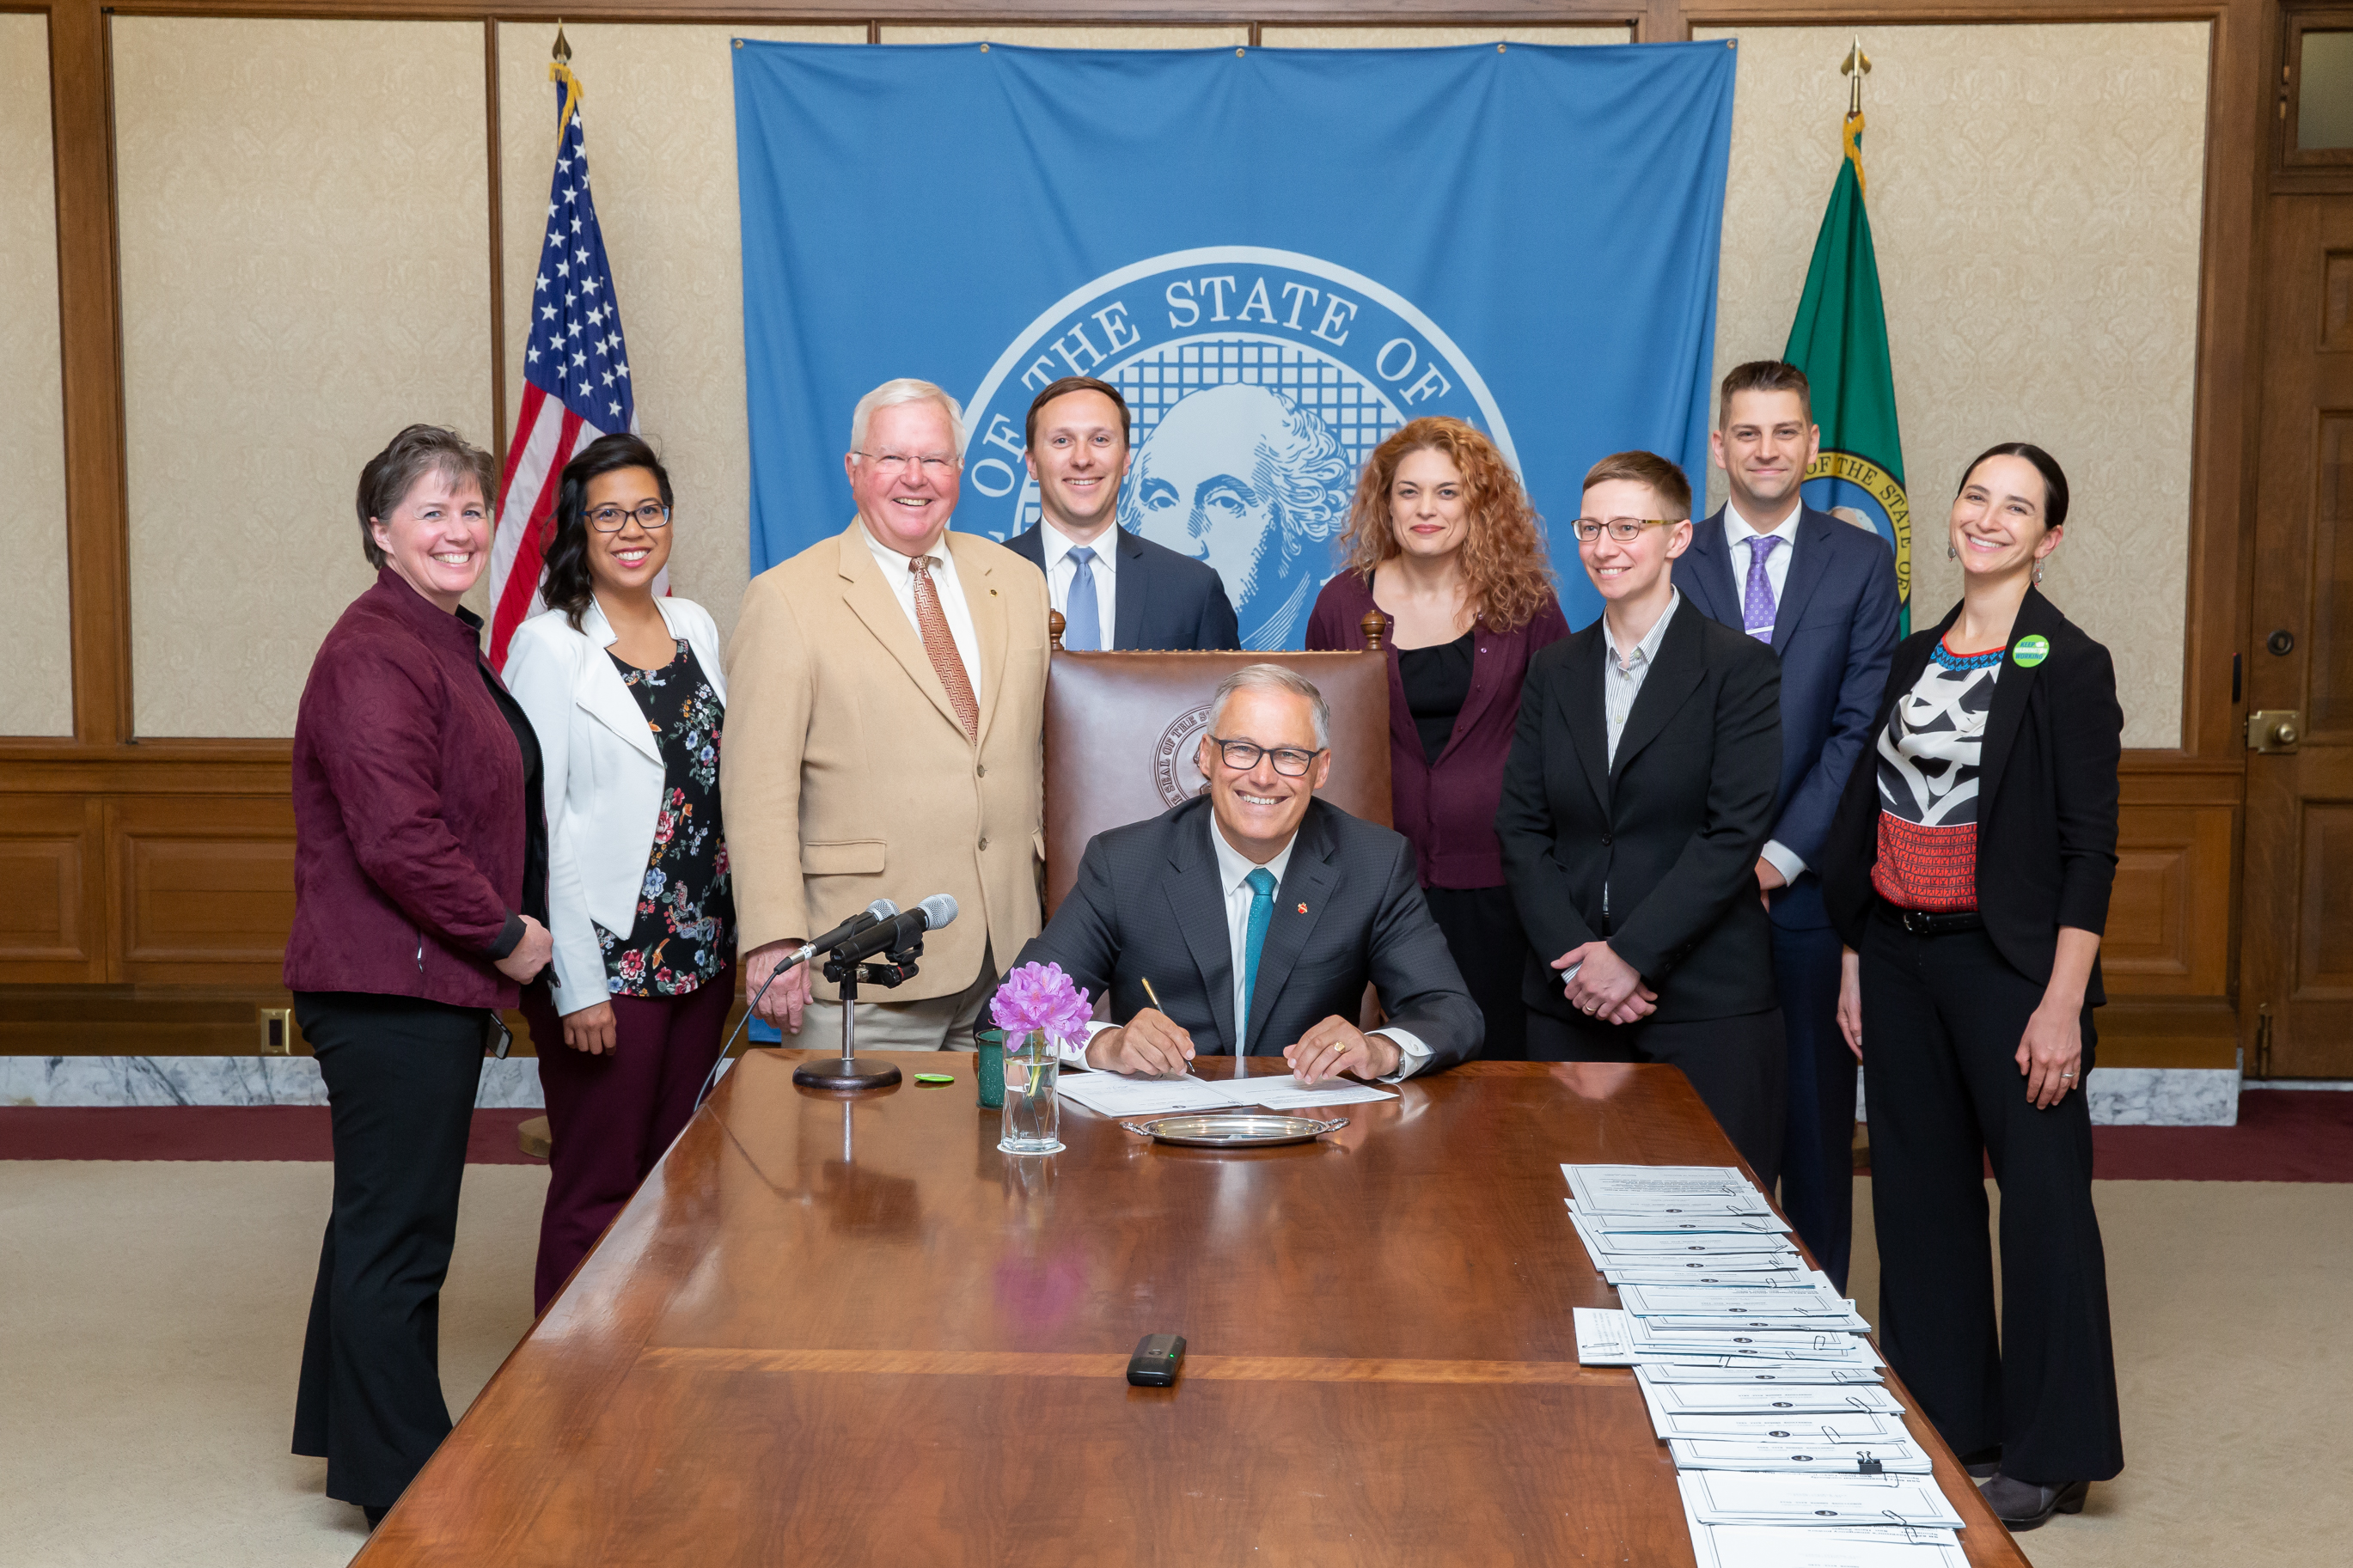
[779,899,900,969]
[828,894,957,966]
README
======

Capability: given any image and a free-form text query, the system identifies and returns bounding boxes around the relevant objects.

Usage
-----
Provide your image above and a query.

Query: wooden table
[359,1054,2026,1565]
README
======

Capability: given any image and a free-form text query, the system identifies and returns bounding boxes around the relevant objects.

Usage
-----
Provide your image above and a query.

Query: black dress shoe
[1959,1446,2002,1481]
[364,1505,389,1530]
[1982,1474,2088,1530]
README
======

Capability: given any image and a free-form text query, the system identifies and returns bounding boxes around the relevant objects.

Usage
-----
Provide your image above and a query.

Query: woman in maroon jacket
[1307,417,1568,1059]
[284,424,551,1530]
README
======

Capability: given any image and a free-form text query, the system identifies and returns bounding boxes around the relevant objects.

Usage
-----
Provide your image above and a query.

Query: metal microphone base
[791,1057,902,1092]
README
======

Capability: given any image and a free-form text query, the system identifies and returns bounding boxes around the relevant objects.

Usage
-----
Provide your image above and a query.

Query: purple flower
[989,961,1092,1046]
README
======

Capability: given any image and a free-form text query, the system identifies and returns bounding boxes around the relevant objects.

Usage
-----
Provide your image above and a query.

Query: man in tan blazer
[724,378,1049,1048]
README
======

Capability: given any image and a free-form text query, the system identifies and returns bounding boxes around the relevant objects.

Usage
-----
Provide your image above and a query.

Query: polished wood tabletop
[358,1054,2027,1566]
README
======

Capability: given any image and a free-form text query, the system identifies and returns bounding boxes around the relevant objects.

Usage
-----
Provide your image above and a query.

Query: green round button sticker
[2013,635,2050,668]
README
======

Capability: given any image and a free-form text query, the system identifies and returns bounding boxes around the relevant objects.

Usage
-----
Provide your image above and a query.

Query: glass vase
[995,1029,1064,1155]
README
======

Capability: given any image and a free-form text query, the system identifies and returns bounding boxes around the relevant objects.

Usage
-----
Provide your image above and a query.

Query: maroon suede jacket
[284,568,543,1009]
[1307,569,1571,891]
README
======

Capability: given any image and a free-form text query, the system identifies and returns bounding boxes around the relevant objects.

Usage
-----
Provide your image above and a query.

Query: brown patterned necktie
[908,554,979,743]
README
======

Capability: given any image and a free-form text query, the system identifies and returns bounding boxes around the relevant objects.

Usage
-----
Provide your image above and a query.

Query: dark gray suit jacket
[1014,796,1482,1068]
[1004,524,1241,651]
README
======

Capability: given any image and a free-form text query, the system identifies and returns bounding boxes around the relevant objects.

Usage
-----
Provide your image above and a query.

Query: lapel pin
[1297,902,1309,914]
[2012,634,2050,668]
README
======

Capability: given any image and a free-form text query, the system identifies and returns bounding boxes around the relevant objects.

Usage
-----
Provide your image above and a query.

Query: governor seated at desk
[1015,663,1482,1083]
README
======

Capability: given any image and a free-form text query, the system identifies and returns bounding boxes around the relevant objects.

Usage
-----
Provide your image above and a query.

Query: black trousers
[1859,915,2124,1484]
[1425,883,1529,1061]
[1774,920,1858,1292]
[292,991,487,1509]
[1527,1006,1786,1188]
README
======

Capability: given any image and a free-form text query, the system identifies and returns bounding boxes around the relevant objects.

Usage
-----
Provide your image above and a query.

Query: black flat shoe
[1982,1474,2088,1530]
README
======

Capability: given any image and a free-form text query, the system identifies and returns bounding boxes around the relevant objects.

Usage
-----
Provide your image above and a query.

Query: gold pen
[1137,977,1200,1079]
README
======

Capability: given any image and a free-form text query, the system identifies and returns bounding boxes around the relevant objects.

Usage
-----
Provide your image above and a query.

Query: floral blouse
[596,639,733,998]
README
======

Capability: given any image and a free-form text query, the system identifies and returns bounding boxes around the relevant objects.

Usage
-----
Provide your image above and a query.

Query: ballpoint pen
[1137,977,1201,1079]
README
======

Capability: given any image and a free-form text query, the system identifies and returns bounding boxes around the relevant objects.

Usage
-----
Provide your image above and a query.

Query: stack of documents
[1054,1069,1395,1118]
[1563,1164,1967,1567]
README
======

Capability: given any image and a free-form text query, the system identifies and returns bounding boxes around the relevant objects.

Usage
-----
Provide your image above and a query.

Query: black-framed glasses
[1208,735,1324,777]
[587,503,671,533]
[1570,516,1672,543]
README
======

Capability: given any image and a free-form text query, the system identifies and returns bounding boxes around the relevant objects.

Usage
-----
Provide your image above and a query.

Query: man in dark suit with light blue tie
[1014,665,1481,1083]
[1673,360,1899,1291]
[1003,377,1241,652]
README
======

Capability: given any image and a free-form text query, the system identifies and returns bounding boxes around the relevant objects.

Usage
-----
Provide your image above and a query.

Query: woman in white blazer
[503,434,733,1312]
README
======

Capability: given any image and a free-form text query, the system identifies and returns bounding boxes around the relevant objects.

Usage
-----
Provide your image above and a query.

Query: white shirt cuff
[1760,839,1808,885]
[1371,1028,1431,1082]
[1057,1021,1115,1067]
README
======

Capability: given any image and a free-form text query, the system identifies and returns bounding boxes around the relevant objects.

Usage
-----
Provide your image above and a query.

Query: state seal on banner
[963,247,1517,650]
[1800,450,1911,607]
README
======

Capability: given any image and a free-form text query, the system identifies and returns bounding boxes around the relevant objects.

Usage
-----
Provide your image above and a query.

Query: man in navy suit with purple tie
[1674,361,1899,1291]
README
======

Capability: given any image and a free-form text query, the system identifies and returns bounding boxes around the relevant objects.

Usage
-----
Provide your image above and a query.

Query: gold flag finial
[1841,37,1872,115]
[552,21,573,65]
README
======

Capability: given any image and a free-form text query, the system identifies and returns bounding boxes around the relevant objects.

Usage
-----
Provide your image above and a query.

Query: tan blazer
[722,522,1049,1003]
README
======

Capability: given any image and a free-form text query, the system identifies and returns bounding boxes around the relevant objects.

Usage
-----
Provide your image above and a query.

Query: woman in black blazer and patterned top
[1818,443,2124,1531]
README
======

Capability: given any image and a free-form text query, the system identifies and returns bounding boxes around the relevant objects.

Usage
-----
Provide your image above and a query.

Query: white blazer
[503,595,729,1015]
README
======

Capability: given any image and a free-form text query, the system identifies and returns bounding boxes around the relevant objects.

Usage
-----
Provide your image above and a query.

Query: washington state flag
[1786,109,1910,630]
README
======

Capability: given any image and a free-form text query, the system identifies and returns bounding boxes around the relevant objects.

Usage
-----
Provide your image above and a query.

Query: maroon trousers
[522,967,733,1313]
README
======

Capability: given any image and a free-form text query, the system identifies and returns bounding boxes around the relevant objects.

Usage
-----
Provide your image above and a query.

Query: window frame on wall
[2282,9,2353,170]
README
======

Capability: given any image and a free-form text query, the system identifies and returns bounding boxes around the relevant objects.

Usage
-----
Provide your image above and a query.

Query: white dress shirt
[1073,813,1433,1080]
[1604,588,1681,768]
[1722,502,1808,885]
[1723,498,1800,612]
[862,521,984,703]
[1040,520,1119,650]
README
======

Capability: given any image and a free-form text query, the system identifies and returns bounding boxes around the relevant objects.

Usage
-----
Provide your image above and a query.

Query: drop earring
[2033,560,2046,586]
[1947,543,1959,560]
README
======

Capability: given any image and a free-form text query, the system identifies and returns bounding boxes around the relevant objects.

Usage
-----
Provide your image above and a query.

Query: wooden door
[2242,181,2353,1076]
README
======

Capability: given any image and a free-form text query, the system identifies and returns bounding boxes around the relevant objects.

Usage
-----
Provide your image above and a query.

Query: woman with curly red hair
[1306,417,1568,1058]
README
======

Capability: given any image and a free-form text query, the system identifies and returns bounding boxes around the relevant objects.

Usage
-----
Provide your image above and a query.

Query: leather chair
[1041,609,1391,919]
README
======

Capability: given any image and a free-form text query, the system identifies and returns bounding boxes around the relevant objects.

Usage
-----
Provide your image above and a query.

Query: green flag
[1785,110,1910,631]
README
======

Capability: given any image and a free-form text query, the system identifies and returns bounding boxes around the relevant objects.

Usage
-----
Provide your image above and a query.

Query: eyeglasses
[1571,516,1672,543]
[1208,736,1325,777]
[587,503,671,533]
[853,451,961,479]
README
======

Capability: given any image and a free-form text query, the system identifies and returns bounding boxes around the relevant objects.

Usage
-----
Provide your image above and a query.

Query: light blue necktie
[1062,545,1103,650]
[1241,866,1277,1051]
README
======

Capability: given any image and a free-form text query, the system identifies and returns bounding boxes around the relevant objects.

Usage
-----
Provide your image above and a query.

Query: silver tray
[1119,1113,1348,1148]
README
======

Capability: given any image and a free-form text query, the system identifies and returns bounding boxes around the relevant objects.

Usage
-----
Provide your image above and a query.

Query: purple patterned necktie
[1743,534,1783,644]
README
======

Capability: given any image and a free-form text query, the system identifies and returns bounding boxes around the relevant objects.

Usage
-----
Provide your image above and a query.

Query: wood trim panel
[106,795,297,984]
[2104,802,2234,995]
[0,793,105,981]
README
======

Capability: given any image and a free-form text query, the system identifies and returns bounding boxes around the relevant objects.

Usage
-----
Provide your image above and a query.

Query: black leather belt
[1876,903,1984,936]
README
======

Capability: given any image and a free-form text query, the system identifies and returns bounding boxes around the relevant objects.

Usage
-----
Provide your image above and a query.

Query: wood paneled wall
[1,0,2265,1070]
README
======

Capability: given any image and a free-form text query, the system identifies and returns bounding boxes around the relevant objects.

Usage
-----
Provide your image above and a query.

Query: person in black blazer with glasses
[1820,442,2124,1533]
[1499,450,1785,1183]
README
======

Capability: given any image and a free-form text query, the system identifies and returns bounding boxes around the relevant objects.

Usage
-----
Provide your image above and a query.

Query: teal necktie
[1241,866,1277,1051]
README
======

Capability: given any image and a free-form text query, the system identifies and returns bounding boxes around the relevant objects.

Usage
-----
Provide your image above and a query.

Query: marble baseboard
[0,1055,542,1108]
[1852,1065,2238,1128]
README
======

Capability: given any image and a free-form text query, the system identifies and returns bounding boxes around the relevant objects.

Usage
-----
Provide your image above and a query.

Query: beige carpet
[1,1165,2344,1566]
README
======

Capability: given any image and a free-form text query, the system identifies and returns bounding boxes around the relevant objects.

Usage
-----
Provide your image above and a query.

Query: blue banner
[734,40,1735,638]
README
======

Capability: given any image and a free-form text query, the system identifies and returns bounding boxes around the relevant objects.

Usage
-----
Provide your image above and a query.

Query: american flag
[487,60,649,668]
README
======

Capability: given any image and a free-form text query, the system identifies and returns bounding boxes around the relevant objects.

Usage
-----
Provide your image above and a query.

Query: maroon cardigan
[284,568,539,1009]
[1307,570,1571,890]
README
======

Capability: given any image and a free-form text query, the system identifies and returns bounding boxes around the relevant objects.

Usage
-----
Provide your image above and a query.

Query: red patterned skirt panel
[1871,814,1979,912]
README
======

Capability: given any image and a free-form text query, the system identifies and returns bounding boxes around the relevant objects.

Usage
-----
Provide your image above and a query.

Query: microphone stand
[790,932,924,1091]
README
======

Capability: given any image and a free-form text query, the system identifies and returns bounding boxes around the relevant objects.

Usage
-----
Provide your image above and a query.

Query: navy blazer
[1013,796,1482,1069]
[1675,505,1899,930]
[1004,524,1241,651]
